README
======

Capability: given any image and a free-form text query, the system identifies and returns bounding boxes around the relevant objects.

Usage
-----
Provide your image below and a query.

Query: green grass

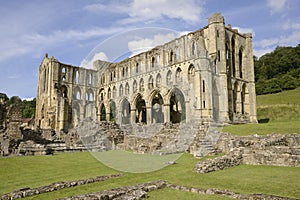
[0,152,299,199]
[223,87,300,135]
[256,87,300,106]
[148,188,233,200]
[222,119,300,136]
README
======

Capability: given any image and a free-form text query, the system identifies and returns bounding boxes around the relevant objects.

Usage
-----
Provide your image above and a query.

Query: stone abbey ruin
[35,13,257,132]
[1,13,299,199]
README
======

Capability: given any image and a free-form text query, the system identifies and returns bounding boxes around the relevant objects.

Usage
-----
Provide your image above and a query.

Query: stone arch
[109,100,116,121]
[134,94,146,123]
[148,75,154,90]
[150,91,164,123]
[121,98,131,124]
[166,70,172,85]
[100,103,106,121]
[168,88,186,123]
[156,73,161,88]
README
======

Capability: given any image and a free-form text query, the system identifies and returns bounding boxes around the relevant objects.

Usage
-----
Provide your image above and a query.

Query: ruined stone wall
[194,133,300,173]
[35,54,98,132]
[95,13,257,128]
[35,13,257,134]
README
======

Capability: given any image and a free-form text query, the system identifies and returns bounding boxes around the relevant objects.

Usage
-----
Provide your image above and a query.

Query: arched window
[239,49,243,78]
[119,84,124,96]
[167,70,172,85]
[101,73,105,84]
[135,63,139,73]
[89,91,94,101]
[125,83,130,95]
[61,67,66,81]
[175,47,180,61]
[75,70,79,84]
[156,55,160,66]
[61,85,68,98]
[108,88,111,99]
[151,57,155,68]
[169,50,174,63]
[133,80,137,93]
[88,73,92,85]
[156,73,161,88]
[188,64,195,81]
[139,78,144,92]
[122,67,125,77]
[191,41,196,56]
[231,36,236,77]
[113,86,116,98]
[175,67,182,82]
[148,75,154,90]
[76,91,81,100]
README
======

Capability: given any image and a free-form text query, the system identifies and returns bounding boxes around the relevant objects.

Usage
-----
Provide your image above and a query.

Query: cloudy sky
[0,0,299,99]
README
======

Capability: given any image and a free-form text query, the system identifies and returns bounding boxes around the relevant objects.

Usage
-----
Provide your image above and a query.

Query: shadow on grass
[258,118,270,123]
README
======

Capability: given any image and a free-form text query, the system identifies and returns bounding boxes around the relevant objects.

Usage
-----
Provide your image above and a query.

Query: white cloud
[266,0,287,13]
[254,30,300,57]
[128,33,179,57]
[122,0,203,24]
[233,27,255,36]
[80,52,109,69]
[0,27,124,63]
[283,21,300,30]
[84,2,129,13]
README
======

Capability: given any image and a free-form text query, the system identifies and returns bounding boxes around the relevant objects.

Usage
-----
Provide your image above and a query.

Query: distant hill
[254,45,300,95]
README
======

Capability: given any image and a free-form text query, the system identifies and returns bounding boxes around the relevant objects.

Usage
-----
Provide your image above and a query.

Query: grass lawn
[223,87,300,136]
[0,152,299,199]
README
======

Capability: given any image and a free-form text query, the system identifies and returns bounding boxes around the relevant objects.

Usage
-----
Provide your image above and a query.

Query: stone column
[131,109,136,124]
[163,104,170,123]
[146,107,152,124]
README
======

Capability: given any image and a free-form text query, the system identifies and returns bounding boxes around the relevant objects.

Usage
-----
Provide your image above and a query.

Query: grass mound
[223,87,300,135]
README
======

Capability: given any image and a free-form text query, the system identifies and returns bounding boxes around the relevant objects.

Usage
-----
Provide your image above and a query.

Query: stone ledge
[0,174,123,200]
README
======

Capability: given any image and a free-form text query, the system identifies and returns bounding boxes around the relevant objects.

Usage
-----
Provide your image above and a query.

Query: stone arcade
[35,13,257,134]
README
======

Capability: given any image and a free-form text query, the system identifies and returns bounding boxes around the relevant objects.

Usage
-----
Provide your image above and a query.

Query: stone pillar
[131,109,136,124]
[163,104,170,123]
[146,107,152,124]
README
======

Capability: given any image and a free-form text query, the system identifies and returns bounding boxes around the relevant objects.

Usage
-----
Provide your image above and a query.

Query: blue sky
[0,0,299,99]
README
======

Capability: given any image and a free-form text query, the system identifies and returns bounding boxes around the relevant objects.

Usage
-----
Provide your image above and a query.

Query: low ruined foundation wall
[194,133,300,173]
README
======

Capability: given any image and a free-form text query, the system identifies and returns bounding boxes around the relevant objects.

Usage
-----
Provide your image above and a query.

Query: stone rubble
[194,133,300,173]
[0,174,123,200]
